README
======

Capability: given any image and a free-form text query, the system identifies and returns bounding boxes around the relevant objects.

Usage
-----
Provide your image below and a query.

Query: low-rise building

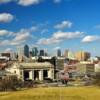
[6,62,54,81]
[76,61,95,75]
[95,62,100,72]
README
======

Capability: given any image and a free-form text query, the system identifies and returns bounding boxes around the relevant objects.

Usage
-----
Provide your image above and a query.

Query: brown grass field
[0,86,100,100]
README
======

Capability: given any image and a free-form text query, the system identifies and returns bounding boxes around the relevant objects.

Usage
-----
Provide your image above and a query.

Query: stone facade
[6,62,54,81]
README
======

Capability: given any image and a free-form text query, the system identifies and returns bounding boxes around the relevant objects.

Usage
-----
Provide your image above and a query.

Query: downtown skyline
[0,0,100,56]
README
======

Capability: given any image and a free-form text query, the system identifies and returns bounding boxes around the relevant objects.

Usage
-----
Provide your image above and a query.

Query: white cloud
[41,29,48,34]
[14,32,30,41]
[54,0,61,3]
[0,40,10,46]
[37,38,62,45]
[18,0,41,6]
[0,0,41,6]
[0,13,14,23]
[54,20,72,29]
[82,35,100,43]
[10,29,31,45]
[4,48,13,53]
[0,32,31,46]
[0,28,34,46]
[53,31,83,39]
[53,46,61,50]
[0,0,71,6]
[53,0,73,3]
[0,0,14,4]
[95,25,100,29]
[37,31,84,45]
[0,24,38,46]
[0,30,13,36]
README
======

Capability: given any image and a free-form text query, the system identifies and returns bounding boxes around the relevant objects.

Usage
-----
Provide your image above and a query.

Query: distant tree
[0,76,23,91]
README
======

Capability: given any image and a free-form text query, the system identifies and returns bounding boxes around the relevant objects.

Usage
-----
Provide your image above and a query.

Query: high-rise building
[75,51,90,61]
[17,44,29,61]
[63,49,69,58]
[39,50,45,56]
[17,46,24,61]
[32,47,38,57]
[57,49,61,57]
[24,44,29,58]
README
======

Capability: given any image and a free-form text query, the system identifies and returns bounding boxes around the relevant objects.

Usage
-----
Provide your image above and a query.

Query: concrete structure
[63,49,69,58]
[1,53,10,58]
[75,51,90,61]
[24,44,29,58]
[57,49,61,57]
[17,45,29,62]
[39,50,45,56]
[6,62,54,81]
[56,57,65,70]
[17,46,24,62]
[76,61,95,75]
[32,47,38,57]
[95,62,100,72]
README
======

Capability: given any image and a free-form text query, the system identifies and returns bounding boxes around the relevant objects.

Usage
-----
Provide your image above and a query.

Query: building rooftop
[19,62,53,69]
[79,61,94,64]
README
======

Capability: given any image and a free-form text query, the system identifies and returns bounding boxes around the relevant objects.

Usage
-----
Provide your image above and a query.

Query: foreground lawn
[0,87,100,100]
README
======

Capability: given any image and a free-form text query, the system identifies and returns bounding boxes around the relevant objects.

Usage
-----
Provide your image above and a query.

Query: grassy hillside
[0,87,100,100]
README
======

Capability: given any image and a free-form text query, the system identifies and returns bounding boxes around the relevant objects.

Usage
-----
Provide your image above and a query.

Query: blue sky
[0,0,100,56]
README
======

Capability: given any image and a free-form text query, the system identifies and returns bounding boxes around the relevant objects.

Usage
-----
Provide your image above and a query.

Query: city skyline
[0,0,100,56]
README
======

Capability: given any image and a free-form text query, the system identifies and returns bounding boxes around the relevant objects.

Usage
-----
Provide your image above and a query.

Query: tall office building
[63,49,69,58]
[57,49,61,57]
[24,44,29,58]
[17,44,29,61]
[75,51,91,61]
[39,50,45,56]
[32,47,38,57]
[17,46,24,61]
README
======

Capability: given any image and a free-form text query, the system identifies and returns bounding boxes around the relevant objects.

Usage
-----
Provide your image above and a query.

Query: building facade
[17,45,29,62]
[75,51,91,61]
[6,62,54,81]
[24,44,29,58]
[32,47,38,57]
[57,49,61,57]
[39,50,45,56]
[76,62,95,75]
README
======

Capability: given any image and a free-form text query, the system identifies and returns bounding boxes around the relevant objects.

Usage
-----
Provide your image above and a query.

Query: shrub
[0,76,23,91]
[93,72,100,86]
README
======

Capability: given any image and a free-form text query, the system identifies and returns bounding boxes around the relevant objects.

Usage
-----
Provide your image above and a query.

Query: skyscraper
[32,47,38,57]
[63,49,69,58]
[39,50,45,56]
[24,44,29,58]
[17,46,24,61]
[17,45,30,61]
[57,49,61,57]
[75,51,91,61]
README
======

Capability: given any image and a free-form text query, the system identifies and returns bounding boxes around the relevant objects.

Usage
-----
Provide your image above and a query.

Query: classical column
[39,70,43,81]
[29,70,34,80]
[48,69,54,79]
[29,71,32,80]
[32,70,34,80]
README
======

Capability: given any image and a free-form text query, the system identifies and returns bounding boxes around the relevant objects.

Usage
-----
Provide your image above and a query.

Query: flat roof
[19,62,53,69]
